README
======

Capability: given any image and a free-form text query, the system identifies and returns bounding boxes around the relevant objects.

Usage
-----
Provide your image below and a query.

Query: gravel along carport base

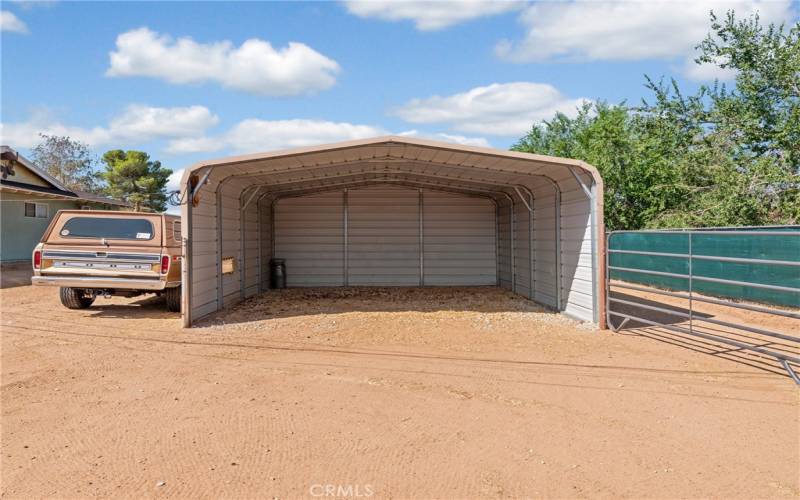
[1,285,797,499]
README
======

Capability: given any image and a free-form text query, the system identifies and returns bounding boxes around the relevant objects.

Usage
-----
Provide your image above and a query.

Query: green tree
[513,102,687,230]
[513,11,800,230]
[30,134,102,192]
[646,11,800,226]
[101,150,171,212]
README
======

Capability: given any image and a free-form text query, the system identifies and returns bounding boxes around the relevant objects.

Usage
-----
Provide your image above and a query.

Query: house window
[24,202,48,218]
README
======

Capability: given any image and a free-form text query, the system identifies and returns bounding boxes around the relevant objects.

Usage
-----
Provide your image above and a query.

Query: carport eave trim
[179,136,602,189]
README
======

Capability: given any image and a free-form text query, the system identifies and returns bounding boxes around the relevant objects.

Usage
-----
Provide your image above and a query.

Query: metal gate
[605,227,800,384]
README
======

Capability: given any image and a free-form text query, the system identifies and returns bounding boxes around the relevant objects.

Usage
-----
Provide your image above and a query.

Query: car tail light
[33,250,42,270]
[160,255,170,274]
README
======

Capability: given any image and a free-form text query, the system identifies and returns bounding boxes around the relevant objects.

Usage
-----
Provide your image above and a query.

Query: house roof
[1,145,69,191]
[0,145,130,207]
[72,189,132,207]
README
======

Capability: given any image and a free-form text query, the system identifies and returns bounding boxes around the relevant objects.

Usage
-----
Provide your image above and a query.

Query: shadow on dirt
[608,291,799,380]
[87,295,178,319]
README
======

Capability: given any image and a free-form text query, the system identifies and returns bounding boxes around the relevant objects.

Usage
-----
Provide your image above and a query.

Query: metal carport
[179,136,606,328]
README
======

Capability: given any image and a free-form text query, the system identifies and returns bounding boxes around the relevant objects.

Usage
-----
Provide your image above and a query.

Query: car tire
[59,287,95,309]
[164,286,181,312]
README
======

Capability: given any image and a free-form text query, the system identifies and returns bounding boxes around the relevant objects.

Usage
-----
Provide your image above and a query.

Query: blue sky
[1,0,797,201]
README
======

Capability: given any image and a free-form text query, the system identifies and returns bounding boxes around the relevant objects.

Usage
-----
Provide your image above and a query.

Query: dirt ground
[1,284,798,499]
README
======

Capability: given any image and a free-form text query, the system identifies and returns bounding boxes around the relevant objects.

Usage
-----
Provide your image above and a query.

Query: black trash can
[269,258,286,289]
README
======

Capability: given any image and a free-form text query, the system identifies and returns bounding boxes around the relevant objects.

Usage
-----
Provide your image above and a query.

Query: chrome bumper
[32,275,177,291]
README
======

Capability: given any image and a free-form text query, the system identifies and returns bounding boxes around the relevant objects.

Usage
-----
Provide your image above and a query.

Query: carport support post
[528,191,534,300]
[240,186,263,298]
[419,189,424,286]
[590,181,598,323]
[216,181,224,310]
[239,190,246,299]
[555,187,562,311]
[510,195,516,293]
[494,200,500,286]
[514,186,536,300]
[181,184,193,327]
[343,188,349,286]
[256,195,263,293]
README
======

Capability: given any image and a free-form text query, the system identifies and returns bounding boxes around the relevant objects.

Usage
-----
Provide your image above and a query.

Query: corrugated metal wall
[347,186,420,285]
[560,174,596,322]
[273,191,345,286]
[187,174,220,321]
[241,198,260,298]
[422,191,496,286]
[532,183,558,308]
[258,198,272,290]
[268,186,498,287]
[497,197,512,290]
[513,195,532,298]
[219,181,242,307]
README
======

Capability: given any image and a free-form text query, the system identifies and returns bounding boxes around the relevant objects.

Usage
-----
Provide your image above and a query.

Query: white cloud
[166,168,185,193]
[166,119,386,154]
[398,130,491,148]
[343,0,521,30]
[1,10,28,33]
[682,57,738,82]
[392,82,588,136]
[106,27,340,96]
[496,0,794,63]
[0,105,218,148]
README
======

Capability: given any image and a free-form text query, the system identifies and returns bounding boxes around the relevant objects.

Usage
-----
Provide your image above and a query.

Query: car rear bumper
[32,275,178,291]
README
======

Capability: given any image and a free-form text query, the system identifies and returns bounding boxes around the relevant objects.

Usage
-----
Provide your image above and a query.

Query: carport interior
[182,137,603,326]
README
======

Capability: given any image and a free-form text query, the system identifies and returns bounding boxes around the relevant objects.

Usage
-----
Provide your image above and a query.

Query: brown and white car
[31,210,182,311]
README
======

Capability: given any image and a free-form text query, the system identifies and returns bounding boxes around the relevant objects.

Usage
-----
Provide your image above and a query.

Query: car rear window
[59,217,155,240]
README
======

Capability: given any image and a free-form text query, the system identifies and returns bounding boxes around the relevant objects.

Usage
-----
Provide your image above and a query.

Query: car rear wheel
[164,286,181,312]
[59,287,95,309]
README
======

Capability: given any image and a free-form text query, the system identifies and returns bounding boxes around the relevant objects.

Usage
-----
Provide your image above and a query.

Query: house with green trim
[0,145,130,263]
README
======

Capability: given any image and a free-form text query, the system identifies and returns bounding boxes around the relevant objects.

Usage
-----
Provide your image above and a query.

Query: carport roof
[180,136,603,198]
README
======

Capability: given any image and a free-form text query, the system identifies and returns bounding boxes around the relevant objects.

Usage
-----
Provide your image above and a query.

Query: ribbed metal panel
[513,193,532,297]
[273,191,345,286]
[496,197,512,290]
[423,191,496,285]
[532,184,558,308]
[347,186,420,285]
[560,183,594,321]
[190,192,218,319]
[242,200,259,297]
[220,182,241,307]
[259,199,272,289]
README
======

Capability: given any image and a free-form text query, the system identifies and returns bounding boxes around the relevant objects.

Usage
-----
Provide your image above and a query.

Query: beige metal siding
[513,193,532,298]
[269,186,498,288]
[259,198,272,289]
[532,183,558,308]
[497,197,512,290]
[347,186,420,285]
[560,184,594,321]
[189,189,219,320]
[423,191,496,286]
[273,191,344,286]
[242,200,259,298]
[220,183,241,306]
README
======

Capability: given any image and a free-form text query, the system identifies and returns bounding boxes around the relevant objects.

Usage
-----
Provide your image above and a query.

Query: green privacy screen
[608,227,800,308]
